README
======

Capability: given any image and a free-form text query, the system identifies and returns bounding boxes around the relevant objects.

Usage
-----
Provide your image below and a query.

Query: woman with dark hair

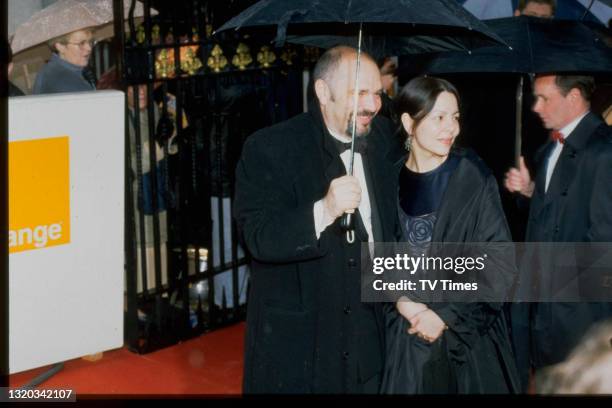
[380,76,520,394]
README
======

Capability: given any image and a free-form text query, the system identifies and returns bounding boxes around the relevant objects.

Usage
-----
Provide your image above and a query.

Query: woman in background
[33,28,95,94]
[381,76,519,394]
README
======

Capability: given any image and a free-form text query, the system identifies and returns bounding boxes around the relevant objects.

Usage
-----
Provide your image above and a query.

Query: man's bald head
[313,46,377,86]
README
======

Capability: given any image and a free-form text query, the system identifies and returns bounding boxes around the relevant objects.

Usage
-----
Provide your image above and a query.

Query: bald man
[234,46,399,393]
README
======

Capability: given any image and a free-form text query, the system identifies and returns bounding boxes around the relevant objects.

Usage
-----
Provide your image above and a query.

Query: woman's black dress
[380,150,520,394]
[381,154,459,394]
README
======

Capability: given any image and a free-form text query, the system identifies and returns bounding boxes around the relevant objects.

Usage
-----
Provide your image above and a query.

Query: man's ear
[314,79,330,105]
[568,88,582,102]
[514,9,521,17]
[400,112,415,135]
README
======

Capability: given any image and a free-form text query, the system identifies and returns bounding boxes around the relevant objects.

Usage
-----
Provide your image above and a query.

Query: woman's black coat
[382,148,521,394]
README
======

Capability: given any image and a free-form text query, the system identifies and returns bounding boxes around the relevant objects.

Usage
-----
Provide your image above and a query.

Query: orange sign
[9,136,71,253]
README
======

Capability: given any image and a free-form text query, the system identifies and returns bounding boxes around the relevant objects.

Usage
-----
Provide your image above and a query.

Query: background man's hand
[504,156,535,198]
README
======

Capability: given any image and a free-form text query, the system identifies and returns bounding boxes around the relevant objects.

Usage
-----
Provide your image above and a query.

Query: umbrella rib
[582,0,596,21]
[345,0,352,24]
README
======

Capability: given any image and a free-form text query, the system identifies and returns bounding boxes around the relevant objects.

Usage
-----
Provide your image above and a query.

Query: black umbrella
[216,0,508,56]
[403,16,612,165]
[409,16,612,73]
[216,0,509,243]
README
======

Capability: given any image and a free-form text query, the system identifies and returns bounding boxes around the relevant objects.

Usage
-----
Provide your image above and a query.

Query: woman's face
[56,30,93,67]
[408,91,460,158]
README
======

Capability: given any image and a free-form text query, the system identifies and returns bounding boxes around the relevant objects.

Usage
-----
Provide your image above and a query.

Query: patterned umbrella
[11,0,153,54]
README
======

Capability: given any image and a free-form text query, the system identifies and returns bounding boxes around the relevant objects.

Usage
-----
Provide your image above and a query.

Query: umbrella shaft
[515,76,524,168]
[348,23,363,176]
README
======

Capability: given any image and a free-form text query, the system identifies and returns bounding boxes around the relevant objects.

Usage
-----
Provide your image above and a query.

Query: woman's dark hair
[394,76,460,135]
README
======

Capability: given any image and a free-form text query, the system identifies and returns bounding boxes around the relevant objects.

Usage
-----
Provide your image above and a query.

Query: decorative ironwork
[232,43,253,70]
[281,46,298,66]
[181,46,203,75]
[136,25,145,44]
[257,46,276,68]
[155,48,175,78]
[207,44,228,73]
[117,0,310,356]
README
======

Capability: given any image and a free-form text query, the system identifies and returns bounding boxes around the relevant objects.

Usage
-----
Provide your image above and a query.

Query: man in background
[504,74,612,391]
[514,0,555,18]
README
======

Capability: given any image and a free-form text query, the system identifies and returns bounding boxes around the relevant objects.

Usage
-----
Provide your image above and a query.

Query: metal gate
[109,0,317,353]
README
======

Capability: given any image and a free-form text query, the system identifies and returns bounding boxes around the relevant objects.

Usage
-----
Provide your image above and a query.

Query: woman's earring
[404,134,412,151]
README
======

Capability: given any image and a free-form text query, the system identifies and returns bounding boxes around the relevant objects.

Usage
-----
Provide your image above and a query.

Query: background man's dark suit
[511,111,612,388]
[234,105,399,393]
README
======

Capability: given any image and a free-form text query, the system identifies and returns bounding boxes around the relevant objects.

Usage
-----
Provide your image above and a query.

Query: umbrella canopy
[406,16,612,74]
[215,0,509,57]
[11,0,153,55]
[459,0,612,25]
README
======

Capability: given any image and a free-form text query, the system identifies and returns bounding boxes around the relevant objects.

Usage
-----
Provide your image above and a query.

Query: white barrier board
[9,91,125,374]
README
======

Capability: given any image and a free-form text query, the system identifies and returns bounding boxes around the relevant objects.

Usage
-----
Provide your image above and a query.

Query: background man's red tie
[550,130,565,144]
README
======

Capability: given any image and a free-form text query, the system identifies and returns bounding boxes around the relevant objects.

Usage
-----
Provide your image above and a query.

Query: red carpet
[9,322,245,396]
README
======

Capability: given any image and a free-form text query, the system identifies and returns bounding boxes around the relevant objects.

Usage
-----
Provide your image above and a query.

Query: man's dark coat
[234,105,399,393]
[510,112,612,389]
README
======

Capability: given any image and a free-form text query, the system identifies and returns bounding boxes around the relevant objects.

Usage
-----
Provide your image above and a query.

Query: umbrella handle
[341,212,356,244]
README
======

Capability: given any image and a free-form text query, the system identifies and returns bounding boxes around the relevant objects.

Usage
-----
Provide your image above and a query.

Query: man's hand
[407,309,447,343]
[504,156,535,198]
[322,175,361,219]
